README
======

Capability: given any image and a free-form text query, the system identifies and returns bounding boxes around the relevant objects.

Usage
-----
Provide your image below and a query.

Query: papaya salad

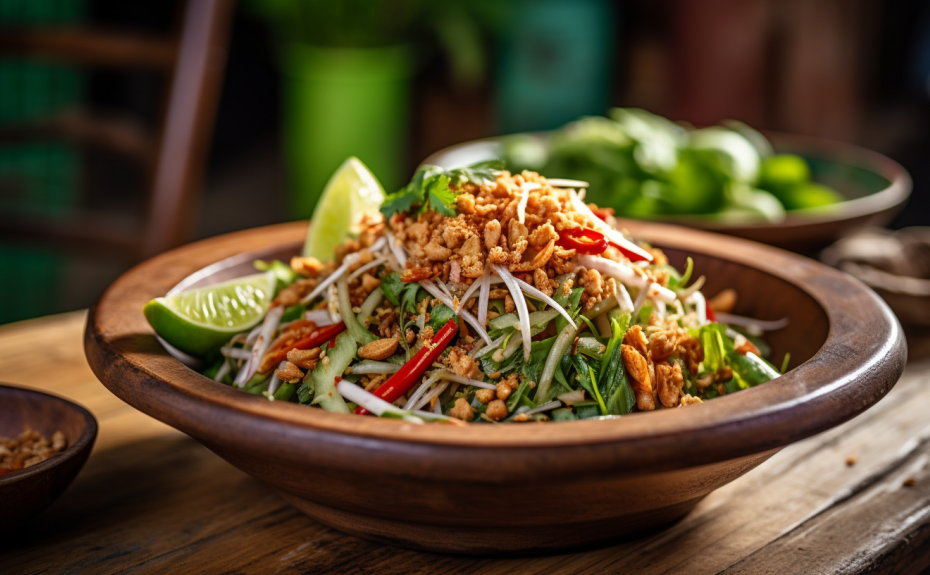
[145,159,787,424]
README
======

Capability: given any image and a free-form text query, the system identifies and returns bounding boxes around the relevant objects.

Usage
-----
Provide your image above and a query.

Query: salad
[502,108,843,223]
[144,158,787,424]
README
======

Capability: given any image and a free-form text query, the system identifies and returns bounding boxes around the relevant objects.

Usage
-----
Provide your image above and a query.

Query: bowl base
[277,490,703,555]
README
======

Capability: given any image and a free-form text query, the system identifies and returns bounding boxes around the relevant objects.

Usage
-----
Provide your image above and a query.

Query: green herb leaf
[380,272,404,307]
[729,352,780,386]
[520,337,556,387]
[428,303,456,331]
[552,408,577,421]
[280,304,306,323]
[381,161,503,219]
[691,323,732,375]
[571,353,598,406]
[379,166,439,219]
[425,174,457,217]
[599,316,635,415]
[780,353,791,373]
[679,257,694,287]
[447,159,506,187]
[400,283,422,322]
[556,287,586,333]
[379,187,422,219]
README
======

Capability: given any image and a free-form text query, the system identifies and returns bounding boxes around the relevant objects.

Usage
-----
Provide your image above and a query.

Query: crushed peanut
[0,428,67,476]
[358,337,399,361]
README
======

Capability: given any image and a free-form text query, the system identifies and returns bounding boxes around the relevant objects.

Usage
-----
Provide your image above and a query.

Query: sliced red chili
[557,228,608,255]
[355,318,458,415]
[608,241,650,263]
[591,208,613,221]
[259,322,346,373]
[706,305,717,323]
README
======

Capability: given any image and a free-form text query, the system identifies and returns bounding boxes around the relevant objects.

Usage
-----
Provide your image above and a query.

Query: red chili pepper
[591,208,612,221]
[706,305,717,323]
[557,227,608,255]
[607,241,650,263]
[259,322,346,372]
[328,338,336,349]
[355,318,458,415]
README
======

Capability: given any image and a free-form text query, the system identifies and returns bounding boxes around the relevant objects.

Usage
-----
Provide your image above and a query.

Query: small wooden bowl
[84,222,906,554]
[0,385,97,525]
[422,132,912,254]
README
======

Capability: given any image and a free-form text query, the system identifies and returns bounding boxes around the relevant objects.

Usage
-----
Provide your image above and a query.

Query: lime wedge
[303,157,385,261]
[143,271,275,357]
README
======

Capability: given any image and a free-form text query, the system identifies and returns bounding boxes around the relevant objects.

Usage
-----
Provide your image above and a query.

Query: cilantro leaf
[425,174,457,217]
[379,189,421,219]
[447,159,506,187]
[380,161,504,218]
[428,303,456,331]
[380,272,404,307]
[468,159,506,171]
[379,166,441,219]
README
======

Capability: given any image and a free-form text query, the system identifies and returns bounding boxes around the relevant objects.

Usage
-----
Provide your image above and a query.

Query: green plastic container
[281,44,412,219]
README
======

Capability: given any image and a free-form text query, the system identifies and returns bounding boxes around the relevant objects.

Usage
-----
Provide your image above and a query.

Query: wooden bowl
[0,385,97,525]
[422,132,912,254]
[84,222,906,554]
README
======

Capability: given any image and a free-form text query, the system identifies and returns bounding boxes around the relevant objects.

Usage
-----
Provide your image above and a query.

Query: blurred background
[1,0,929,325]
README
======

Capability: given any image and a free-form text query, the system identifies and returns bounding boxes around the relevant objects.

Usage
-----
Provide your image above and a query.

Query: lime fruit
[758,154,811,192]
[302,157,385,261]
[143,271,275,357]
[777,182,844,211]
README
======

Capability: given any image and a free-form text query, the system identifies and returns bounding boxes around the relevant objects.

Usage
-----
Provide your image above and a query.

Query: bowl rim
[420,131,912,230]
[0,384,98,486]
[84,221,906,477]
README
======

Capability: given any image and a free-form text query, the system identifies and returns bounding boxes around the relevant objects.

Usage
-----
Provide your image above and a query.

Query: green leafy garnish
[425,174,456,217]
[599,316,635,415]
[693,323,730,375]
[569,354,594,398]
[446,159,506,187]
[588,365,608,415]
[690,323,779,390]
[428,303,456,331]
[380,271,424,356]
[555,286,585,334]
[520,337,556,386]
[380,272,405,307]
[280,304,306,323]
[380,160,504,219]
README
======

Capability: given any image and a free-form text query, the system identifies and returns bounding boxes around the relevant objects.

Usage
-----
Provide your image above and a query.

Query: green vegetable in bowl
[501,108,842,223]
[758,154,844,210]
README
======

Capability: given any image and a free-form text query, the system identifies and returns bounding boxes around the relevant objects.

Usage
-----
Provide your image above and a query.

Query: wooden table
[2,311,930,574]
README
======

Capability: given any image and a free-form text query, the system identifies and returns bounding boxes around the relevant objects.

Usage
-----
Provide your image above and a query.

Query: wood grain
[0,312,928,572]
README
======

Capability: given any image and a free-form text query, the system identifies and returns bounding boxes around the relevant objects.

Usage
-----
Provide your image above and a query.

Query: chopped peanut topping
[449,398,476,422]
[275,361,305,384]
[358,338,399,361]
[486,399,508,421]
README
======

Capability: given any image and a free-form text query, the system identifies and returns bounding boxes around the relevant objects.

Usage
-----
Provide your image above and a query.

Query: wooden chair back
[0,0,235,260]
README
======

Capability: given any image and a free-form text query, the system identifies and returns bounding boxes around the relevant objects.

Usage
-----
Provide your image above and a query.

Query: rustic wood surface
[2,311,929,573]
